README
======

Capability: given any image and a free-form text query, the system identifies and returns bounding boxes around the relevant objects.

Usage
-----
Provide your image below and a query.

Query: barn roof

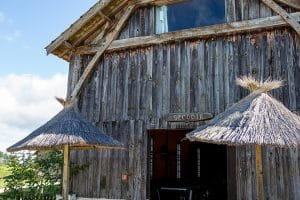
[45,0,128,61]
[45,0,187,61]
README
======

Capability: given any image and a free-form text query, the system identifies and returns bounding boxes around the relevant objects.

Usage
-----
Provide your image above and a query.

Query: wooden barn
[46,0,300,199]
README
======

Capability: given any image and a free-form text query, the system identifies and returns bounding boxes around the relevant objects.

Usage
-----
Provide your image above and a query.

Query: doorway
[148,129,227,200]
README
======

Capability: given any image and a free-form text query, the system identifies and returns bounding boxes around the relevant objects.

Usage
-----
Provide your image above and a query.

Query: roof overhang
[45,0,188,61]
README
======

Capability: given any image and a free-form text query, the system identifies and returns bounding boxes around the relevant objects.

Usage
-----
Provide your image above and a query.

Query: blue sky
[0,0,97,77]
[0,1,98,152]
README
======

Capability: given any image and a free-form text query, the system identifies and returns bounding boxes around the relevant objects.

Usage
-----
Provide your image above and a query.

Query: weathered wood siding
[66,1,300,199]
[226,0,274,22]
[68,27,300,199]
[118,6,155,40]
[226,0,298,22]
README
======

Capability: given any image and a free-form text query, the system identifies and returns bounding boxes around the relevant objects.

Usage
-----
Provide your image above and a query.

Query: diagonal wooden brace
[69,4,136,101]
[261,0,300,35]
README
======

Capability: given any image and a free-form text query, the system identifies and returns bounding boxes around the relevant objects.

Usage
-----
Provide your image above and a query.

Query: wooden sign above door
[165,113,213,122]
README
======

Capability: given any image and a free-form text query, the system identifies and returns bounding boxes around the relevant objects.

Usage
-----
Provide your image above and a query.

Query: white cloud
[0,73,68,152]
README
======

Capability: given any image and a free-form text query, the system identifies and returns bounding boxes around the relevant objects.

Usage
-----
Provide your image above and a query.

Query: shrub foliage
[2,150,88,199]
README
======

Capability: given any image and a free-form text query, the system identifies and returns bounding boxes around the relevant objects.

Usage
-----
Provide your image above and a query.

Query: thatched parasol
[186,76,300,200]
[7,98,124,200]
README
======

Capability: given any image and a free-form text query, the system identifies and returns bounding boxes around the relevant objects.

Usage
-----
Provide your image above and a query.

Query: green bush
[3,151,88,199]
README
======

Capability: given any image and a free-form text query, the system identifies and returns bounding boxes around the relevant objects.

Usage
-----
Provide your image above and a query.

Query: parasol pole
[255,145,264,200]
[62,145,70,200]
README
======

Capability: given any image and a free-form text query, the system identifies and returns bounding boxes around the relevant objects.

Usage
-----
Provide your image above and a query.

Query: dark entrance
[148,129,227,200]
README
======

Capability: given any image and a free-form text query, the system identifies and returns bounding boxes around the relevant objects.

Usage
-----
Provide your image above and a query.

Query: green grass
[0,164,10,189]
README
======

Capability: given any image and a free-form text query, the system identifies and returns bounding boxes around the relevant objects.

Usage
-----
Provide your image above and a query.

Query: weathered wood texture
[226,0,298,22]
[118,6,155,40]
[261,0,300,35]
[66,1,300,199]
[69,4,137,101]
[68,27,300,199]
[226,0,272,22]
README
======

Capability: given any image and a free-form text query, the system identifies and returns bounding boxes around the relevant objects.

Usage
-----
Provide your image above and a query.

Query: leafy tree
[3,150,88,199]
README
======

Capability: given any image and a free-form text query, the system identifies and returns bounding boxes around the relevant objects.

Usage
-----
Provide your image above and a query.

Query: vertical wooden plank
[265,147,277,200]
[223,39,230,109]
[246,145,254,200]
[139,48,148,119]
[226,0,236,22]
[122,51,130,120]
[100,54,109,121]
[259,0,273,18]
[152,45,163,118]
[206,40,213,114]
[290,148,300,199]
[197,40,207,113]
[218,39,225,112]
[227,37,235,105]
[115,53,123,121]
[94,58,103,123]
[146,47,153,118]
[170,42,177,113]
[162,44,171,116]
[249,0,259,19]
[140,121,147,200]
[128,120,135,200]
[235,0,242,21]
[180,41,190,112]
[134,50,142,119]
[286,32,297,111]
[241,0,249,21]
[190,40,199,112]
[128,50,135,118]
[110,53,119,121]
[236,146,246,200]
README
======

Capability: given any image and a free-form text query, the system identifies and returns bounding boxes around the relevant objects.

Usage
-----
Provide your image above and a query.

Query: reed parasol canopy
[7,98,123,152]
[7,97,124,200]
[186,76,300,147]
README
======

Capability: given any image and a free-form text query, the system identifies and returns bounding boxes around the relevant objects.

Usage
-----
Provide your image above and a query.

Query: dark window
[156,0,225,33]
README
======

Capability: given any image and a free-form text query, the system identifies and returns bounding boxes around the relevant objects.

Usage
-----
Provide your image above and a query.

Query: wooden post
[261,0,300,35]
[255,145,264,200]
[63,145,70,200]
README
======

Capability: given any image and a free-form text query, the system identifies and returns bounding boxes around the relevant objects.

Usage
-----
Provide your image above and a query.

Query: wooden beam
[261,0,300,35]
[60,41,75,59]
[63,41,74,49]
[76,12,300,54]
[91,22,111,45]
[64,0,128,49]
[62,145,70,200]
[255,145,264,200]
[98,10,113,23]
[45,0,114,54]
[70,4,137,101]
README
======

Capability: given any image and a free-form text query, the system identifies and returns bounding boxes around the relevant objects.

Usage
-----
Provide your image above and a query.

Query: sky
[0,0,98,152]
